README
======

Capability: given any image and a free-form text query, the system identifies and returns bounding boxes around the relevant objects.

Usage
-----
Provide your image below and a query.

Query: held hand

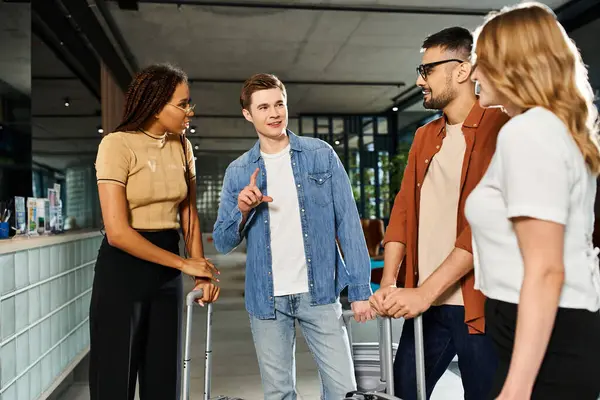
[351,300,377,323]
[369,285,396,316]
[237,168,273,214]
[180,257,220,282]
[382,287,432,319]
[193,278,221,306]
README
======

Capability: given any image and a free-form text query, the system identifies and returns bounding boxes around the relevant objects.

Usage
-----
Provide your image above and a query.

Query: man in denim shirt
[213,73,375,399]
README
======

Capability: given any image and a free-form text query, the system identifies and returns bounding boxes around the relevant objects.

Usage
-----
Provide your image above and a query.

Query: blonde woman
[465,2,600,399]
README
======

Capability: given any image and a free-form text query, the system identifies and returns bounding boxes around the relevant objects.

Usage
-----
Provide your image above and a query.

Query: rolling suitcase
[342,311,426,400]
[182,289,243,400]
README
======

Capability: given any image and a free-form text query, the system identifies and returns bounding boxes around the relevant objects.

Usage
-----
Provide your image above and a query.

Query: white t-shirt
[465,107,600,312]
[261,144,309,296]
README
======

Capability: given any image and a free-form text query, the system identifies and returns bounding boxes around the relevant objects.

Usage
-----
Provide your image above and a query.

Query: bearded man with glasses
[369,27,508,399]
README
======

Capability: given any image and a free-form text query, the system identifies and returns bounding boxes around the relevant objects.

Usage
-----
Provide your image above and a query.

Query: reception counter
[0,230,103,400]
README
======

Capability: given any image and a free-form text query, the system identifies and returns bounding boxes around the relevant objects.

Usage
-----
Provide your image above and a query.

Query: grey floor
[58,251,463,400]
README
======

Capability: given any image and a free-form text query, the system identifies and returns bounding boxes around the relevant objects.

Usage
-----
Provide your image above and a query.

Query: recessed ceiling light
[194,145,199,150]
[97,127,104,134]
[64,97,70,107]
[335,140,340,145]
[392,106,398,112]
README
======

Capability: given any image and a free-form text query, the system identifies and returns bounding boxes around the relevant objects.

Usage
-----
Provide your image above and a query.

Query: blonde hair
[472,2,600,174]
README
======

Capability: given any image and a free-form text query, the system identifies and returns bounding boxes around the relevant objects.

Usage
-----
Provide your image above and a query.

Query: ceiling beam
[189,78,405,87]
[129,0,494,16]
[59,0,133,91]
[31,113,245,119]
[116,0,139,10]
[391,86,420,104]
[94,0,139,72]
[32,113,102,118]
[32,76,404,87]
[387,88,423,112]
[33,135,258,141]
[32,0,101,100]
[33,149,246,156]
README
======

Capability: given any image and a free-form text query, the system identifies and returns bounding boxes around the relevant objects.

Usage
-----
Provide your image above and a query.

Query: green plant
[382,141,412,198]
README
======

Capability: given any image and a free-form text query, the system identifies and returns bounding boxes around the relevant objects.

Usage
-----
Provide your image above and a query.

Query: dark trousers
[89,230,183,400]
[394,305,497,400]
[486,298,600,400]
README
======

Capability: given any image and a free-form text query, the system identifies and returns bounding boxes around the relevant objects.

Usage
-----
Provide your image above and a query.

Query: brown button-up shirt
[383,102,509,334]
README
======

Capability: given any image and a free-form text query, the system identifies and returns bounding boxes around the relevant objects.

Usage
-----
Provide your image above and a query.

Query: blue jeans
[249,293,356,400]
[394,305,497,400]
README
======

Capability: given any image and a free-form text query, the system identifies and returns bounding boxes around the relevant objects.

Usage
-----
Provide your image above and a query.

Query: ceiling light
[190,126,196,134]
[64,97,70,107]
[194,145,199,150]
[392,106,398,112]
[97,126,104,134]
[335,140,340,145]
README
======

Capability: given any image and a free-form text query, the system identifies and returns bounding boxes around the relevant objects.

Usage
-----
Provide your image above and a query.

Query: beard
[422,76,457,110]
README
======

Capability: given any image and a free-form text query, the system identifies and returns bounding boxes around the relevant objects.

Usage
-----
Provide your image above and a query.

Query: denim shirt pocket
[307,171,333,206]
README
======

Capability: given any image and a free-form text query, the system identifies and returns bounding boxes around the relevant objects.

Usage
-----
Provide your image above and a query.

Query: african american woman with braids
[90,63,221,399]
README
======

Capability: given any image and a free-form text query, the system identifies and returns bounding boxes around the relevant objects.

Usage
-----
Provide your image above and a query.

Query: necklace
[139,128,167,146]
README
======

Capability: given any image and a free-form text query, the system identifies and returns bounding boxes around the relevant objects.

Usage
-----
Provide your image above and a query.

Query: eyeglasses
[416,59,464,81]
[167,103,196,115]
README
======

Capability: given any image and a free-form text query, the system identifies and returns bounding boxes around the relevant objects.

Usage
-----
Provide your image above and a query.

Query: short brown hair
[240,73,287,110]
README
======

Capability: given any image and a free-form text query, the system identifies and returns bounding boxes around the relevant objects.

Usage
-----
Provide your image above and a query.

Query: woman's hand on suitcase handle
[180,257,220,282]
[193,278,221,306]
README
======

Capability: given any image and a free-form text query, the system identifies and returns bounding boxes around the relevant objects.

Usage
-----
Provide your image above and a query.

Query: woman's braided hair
[114,63,188,133]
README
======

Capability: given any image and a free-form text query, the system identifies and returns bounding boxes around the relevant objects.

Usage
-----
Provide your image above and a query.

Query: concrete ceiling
[0,1,31,95]
[105,0,568,115]
[20,0,600,171]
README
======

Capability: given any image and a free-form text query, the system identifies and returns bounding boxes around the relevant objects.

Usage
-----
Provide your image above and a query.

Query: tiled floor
[58,251,463,400]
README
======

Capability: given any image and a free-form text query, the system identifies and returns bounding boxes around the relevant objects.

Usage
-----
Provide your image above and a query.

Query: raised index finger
[249,168,259,187]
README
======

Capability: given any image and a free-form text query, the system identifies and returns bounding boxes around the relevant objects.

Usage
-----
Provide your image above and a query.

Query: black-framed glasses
[417,59,464,80]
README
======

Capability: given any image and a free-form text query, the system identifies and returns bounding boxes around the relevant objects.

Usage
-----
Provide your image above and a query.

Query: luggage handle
[183,289,213,400]
[342,311,426,400]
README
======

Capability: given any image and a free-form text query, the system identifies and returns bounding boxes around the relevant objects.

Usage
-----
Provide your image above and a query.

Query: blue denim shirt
[213,131,372,319]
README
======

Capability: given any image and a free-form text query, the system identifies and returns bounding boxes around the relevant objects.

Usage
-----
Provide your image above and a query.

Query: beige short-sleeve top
[95,130,196,231]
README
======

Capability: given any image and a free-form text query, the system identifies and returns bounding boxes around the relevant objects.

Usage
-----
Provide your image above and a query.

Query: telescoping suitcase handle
[342,311,426,400]
[183,289,213,400]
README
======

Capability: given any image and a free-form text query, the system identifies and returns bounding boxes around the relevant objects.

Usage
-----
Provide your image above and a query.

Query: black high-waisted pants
[486,298,600,400]
[88,230,183,400]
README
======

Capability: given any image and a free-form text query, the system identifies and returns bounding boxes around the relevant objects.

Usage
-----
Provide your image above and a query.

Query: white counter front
[0,230,103,399]
[0,229,103,255]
